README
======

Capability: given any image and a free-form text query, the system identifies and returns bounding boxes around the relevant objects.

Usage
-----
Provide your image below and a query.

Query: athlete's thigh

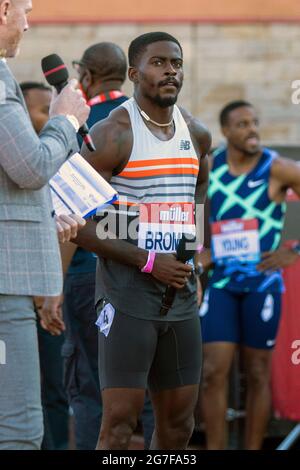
[148,316,202,393]
[241,291,282,349]
[98,309,158,389]
[199,286,241,344]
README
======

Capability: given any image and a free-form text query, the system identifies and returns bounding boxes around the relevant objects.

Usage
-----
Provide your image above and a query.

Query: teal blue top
[208,147,286,293]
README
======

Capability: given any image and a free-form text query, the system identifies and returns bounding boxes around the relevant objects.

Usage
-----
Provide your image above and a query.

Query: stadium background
[8,0,300,147]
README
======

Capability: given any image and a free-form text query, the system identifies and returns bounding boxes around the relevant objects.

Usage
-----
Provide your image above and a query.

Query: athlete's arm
[258,246,299,272]
[72,109,193,288]
[270,156,300,200]
[258,156,300,272]
[81,107,133,181]
[185,114,214,271]
[192,122,211,205]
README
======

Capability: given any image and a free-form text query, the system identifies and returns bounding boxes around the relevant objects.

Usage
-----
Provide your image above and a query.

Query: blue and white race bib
[211,218,260,266]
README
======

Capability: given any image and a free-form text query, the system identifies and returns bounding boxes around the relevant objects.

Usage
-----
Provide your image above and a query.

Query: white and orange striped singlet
[110,98,199,207]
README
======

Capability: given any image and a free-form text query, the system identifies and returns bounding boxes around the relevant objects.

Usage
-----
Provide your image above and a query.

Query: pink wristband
[141,251,156,273]
[196,243,204,254]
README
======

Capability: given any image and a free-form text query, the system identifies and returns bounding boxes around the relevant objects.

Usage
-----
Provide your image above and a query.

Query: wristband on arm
[196,243,204,254]
[141,251,156,273]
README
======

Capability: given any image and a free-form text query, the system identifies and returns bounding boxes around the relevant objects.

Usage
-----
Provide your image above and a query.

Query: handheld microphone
[160,234,196,316]
[41,54,96,152]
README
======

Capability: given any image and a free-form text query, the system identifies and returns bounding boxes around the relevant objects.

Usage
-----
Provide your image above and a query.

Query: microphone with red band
[41,54,96,152]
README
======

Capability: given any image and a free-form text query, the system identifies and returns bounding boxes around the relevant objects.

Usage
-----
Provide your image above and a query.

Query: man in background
[20,81,52,133]
[198,100,300,449]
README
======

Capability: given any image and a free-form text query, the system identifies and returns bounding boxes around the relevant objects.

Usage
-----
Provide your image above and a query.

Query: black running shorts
[97,307,202,392]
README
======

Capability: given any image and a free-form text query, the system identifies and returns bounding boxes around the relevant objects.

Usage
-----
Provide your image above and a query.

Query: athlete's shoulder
[270,152,288,173]
[89,105,131,143]
[270,153,297,176]
[269,152,300,193]
[104,104,131,127]
[209,146,227,171]
[179,107,212,158]
[82,105,133,177]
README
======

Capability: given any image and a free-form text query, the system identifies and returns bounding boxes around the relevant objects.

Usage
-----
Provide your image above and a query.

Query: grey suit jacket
[0,59,78,296]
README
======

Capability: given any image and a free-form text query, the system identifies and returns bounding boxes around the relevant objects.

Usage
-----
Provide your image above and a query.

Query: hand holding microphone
[41,54,95,152]
[49,78,89,126]
[148,234,196,315]
[158,234,196,316]
[151,252,192,290]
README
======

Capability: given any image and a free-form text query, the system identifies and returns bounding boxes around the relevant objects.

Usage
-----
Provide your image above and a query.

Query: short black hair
[220,100,253,127]
[20,82,51,97]
[128,32,182,67]
[80,42,127,83]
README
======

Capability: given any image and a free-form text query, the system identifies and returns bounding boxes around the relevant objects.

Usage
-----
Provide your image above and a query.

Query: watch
[66,114,80,132]
[194,261,204,277]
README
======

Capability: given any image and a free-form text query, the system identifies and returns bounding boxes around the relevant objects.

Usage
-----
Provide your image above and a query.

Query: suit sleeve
[0,65,79,190]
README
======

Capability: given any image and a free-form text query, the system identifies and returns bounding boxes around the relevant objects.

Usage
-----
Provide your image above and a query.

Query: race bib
[211,218,260,266]
[95,302,115,337]
[138,203,196,253]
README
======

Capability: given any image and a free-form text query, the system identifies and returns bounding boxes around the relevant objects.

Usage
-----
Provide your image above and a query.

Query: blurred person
[20,81,51,133]
[20,81,69,450]
[0,0,89,450]
[197,100,300,449]
[72,32,211,450]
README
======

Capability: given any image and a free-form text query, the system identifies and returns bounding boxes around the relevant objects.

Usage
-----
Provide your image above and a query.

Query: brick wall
[9,23,300,147]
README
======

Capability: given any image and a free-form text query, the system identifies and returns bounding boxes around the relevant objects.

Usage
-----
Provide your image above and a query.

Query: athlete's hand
[257,247,299,272]
[151,253,193,288]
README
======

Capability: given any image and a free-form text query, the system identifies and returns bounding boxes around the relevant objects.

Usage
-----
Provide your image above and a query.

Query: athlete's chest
[209,162,272,222]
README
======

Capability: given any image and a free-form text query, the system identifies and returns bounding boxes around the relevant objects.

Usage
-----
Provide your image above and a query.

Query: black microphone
[160,234,196,316]
[41,54,96,152]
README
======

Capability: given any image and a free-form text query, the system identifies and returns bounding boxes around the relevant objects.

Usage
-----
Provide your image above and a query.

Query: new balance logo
[248,179,265,188]
[180,140,191,151]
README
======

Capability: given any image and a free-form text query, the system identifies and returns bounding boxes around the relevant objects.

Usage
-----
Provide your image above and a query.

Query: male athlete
[74,32,211,450]
[198,100,300,449]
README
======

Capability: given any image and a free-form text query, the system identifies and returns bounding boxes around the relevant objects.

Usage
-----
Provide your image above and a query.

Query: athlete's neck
[134,93,174,127]
[227,145,263,175]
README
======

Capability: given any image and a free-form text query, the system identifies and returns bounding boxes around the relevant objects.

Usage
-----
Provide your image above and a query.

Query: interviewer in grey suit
[0,0,90,449]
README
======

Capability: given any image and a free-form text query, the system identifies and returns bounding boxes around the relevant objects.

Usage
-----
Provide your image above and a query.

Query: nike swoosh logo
[248,179,265,188]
